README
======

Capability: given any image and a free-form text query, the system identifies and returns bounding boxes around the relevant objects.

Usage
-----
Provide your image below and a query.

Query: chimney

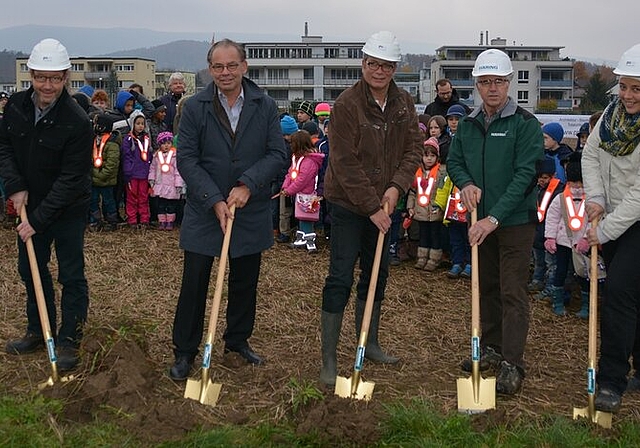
[480,31,483,46]
[486,30,489,45]
[304,22,308,37]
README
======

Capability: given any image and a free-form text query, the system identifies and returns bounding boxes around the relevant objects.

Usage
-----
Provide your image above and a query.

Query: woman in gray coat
[169,39,287,380]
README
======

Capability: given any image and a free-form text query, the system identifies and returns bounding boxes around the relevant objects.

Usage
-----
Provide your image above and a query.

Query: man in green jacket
[447,49,543,395]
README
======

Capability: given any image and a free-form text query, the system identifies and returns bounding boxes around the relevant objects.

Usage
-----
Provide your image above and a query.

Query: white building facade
[430,38,574,113]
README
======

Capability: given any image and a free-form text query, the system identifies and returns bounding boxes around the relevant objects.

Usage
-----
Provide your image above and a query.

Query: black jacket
[425,88,471,118]
[0,87,93,231]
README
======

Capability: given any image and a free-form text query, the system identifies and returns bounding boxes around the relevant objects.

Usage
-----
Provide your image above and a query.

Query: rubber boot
[425,248,443,271]
[355,300,399,364]
[575,290,589,320]
[414,247,429,270]
[158,213,167,230]
[291,230,306,248]
[551,286,566,316]
[320,311,343,386]
[166,213,176,230]
[305,232,317,253]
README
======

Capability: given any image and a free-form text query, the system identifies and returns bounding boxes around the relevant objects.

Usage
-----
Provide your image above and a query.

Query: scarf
[599,96,640,157]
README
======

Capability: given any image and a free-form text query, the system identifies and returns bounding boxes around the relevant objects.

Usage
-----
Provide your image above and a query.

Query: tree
[573,61,589,86]
[581,70,612,112]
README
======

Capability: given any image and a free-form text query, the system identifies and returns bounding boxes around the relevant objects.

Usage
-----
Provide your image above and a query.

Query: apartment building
[430,37,574,112]
[15,56,156,104]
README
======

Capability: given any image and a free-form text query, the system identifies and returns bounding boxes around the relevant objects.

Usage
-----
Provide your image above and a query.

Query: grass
[2,393,639,447]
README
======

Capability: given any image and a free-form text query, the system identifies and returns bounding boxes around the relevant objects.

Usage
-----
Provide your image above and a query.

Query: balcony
[450,79,474,87]
[84,71,111,81]
[253,78,314,86]
[557,99,572,109]
[539,79,572,88]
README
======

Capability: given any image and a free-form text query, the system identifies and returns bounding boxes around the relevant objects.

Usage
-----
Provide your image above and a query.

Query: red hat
[423,136,440,156]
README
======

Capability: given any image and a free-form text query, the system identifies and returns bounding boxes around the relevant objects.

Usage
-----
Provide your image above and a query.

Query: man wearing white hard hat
[448,48,543,395]
[319,31,423,386]
[582,43,640,413]
[0,38,93,371]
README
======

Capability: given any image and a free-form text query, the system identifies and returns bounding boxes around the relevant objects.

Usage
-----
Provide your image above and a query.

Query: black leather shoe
[5,332,45,354]
[169,356,193,381]
[595,388,622,413]
[224,346,264,366]
[57,346,79,372]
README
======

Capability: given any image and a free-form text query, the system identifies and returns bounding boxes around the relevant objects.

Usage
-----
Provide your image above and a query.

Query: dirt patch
[1,226,640,444]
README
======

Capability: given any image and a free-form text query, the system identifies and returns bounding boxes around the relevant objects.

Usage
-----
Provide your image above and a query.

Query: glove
[575,237,590,254]
[544,238,557,254]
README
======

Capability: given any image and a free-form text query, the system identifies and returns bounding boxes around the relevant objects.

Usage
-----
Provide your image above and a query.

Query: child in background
[91,90,110,112]
[575,122,590,151]
[445,104,466,137]
[89,113,121,231]
[148,100,168,154]
[544,152,589,316]
[541,122,573,183]
[281,130,325,253]
[437,175,471,278]
[148,132,184,230]
[428,115,451,165]
[407,137,446,271]
[273,115,296,243]
[122,110,153,229]
[316,119,331,240]
[529,156,563,293]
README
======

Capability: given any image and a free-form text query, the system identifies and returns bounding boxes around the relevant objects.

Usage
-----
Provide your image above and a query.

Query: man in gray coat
[169,39,287,380]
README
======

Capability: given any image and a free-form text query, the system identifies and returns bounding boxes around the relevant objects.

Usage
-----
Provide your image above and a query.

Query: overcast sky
[2,0,636,64]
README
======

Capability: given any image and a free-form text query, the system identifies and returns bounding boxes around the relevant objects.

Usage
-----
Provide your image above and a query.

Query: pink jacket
[545,192,588,248]
[148,148,185,200]
[281,152,325,196]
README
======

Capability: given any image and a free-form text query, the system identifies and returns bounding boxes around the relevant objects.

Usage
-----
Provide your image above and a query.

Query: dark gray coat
[177,78,287,258]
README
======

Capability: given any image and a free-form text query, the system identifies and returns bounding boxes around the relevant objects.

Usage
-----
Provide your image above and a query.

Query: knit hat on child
[424,136,440,156]
[280,115,298,135]
[565,152,582,182]
[157,131,174,145]
[542,122,564,144]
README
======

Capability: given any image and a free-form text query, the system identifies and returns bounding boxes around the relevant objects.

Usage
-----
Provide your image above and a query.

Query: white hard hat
[613,43,640,78]
[27,38,71,71]
[362,31,401,62]
[472,49,513,77]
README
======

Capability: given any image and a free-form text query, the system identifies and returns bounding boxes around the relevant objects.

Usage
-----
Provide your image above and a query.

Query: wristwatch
[487,215,499,226]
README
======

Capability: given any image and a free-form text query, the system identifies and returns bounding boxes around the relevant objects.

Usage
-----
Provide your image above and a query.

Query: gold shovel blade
[573,406,612,429]
[456,376,496,413]
[37,374,75,391]
[334,375,375,401]
[184,378,222,406]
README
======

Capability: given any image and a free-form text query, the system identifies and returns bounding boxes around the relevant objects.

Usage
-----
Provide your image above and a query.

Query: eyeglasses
[476,78,509,87]
[32,74,65,84]
[210,62,242,74]
[366,60,396,74]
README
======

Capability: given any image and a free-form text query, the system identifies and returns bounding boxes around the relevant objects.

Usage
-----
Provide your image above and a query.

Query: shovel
[184,204,236,406]
[19,207,74,389]
[334,204,388,401]
[573,219,612,428]
[457,208,496,413]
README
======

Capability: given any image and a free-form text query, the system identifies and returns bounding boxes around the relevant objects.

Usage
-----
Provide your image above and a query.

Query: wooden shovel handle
[588,218,599,363]
[204,204,236,347]
[470,209,480,332]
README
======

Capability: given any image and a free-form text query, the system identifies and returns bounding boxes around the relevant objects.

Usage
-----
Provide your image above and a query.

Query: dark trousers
[17,217,88,347]
[418,220,443,249]
[449,220,470,265]
[172,250,262,358]
[90,185,118,223]
[322,203,390,313]
[552,245,572,287]
[598,222,640,395]
[478,223,535,372]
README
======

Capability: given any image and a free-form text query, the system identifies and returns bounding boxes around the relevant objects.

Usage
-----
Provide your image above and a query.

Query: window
[347,48,363,59]
[517,91,529,103]
[267,69,288,80]
[70,80,84,89]
[330,68,360,80]
[324,48,339,58]
[303,90,314,100]
[71,63,84,71]
[517,70,529,83]
[303,68,314,80]
[115,64,135,72]
[247,69,260,80]
[20,63,28,72]
[267,90,288,100]
[21,81,31,90]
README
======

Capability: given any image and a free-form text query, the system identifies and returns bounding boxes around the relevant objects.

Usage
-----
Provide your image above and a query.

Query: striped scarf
[599,96,640,157]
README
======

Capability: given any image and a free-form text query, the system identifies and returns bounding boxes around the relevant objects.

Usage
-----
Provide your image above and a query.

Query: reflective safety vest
[415,164,440,207]
[563,185,586,231]
[537,178,561,222]
[93,134,110,168]
[131,133,150,162]
[157,148,175,173]
[290,155,303,180]
[445,186,467,222]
